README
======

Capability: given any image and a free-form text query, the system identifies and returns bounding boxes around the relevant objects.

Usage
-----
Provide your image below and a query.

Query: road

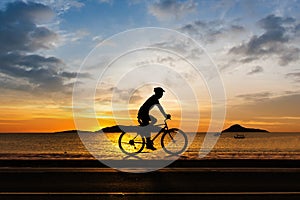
[1,159,300,199]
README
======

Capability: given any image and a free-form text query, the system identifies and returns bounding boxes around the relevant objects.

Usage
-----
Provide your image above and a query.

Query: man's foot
[146,138,156,150]
[146,143,157,150]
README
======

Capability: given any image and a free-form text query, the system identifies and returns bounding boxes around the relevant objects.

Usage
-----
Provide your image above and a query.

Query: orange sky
[1,85,300,133]
[1,86,300,133]
[1,102,299,133]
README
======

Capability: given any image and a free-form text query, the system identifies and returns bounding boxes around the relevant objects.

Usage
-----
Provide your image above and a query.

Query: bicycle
[118,118,188,156]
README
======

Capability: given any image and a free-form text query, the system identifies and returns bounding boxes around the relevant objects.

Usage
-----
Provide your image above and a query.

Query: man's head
[154,87,165,98]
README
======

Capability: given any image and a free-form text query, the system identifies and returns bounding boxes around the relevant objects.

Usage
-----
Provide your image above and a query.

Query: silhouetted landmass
[55,125,131,134]
[54,130,91,134]
[99,125,122,133]
[55,130,78,134]
[98,124,161,133]
[222,124,269,133]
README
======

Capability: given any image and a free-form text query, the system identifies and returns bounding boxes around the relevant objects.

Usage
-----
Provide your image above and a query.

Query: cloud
[229,14,300,66]
[232,92,300,117]
[148,0,197,21]
[61,29,90,43]
[0,53,66,92]
[0,1,85,93]
[179,20,246,44]
[286,72,300,82]
[92,35,103,42]
[279,47,300,66]
[95,87,143,105]
[35,0,84,15]
[226,92,300,131]
[150,39,204,60]
[98,0,114,5]
[0,1,58,53]
[247,66,264,75]
[236,91,272,103]
[111,87,143,104]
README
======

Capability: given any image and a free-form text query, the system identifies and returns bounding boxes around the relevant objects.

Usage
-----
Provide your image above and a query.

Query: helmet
[154,87,165,93]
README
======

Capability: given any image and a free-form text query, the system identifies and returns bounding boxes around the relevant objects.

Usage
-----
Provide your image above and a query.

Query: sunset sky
[0,0,300,132]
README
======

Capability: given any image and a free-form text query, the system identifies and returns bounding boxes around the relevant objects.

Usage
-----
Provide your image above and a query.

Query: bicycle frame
[150,119,169,142]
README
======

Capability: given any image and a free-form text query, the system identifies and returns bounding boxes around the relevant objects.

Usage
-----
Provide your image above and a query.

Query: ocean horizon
[0,132,299,160]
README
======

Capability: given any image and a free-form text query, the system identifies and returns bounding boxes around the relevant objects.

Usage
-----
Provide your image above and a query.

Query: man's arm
[156,104,167,118]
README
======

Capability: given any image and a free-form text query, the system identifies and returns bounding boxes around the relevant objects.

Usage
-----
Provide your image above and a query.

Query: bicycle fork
[167,132,176,143]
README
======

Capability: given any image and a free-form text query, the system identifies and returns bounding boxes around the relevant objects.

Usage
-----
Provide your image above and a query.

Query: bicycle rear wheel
[118,132,145,155]
[161,128,188,155]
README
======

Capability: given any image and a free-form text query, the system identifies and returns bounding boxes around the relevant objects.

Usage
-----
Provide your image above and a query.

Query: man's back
[138,95,159,119]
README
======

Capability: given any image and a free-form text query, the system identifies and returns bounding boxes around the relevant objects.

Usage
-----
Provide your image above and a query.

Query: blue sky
[0,0,300,132]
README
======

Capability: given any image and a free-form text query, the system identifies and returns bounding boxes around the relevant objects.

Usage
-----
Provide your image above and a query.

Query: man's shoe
[146,144,157,150]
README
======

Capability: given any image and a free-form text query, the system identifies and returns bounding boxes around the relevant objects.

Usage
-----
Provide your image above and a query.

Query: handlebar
[164,118,171,123]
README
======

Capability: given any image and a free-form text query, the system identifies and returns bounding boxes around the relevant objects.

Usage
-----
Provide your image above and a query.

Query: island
[98,125,122,133]
[221,124,269,133]
[98,125,142,133]
[54,130,92,134]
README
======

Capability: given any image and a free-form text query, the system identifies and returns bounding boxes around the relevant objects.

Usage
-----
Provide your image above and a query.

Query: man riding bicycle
[137,87,171,150]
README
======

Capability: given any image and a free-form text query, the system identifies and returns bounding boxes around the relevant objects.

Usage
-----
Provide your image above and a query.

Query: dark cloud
[0,53,66,91]
[247,66,264,75]
[0,1,86,94]
[0,1,57,53]
[229,14,300,66]
[60,71,90,79]
[148,0,197,21]
[239,57,257,63]
[258,14,295,31]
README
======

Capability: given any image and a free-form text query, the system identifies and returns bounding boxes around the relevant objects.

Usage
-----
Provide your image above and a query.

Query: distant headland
[54,127,121,134]
[97,125,122,133]
[54,126,123,134]
[54,130,92,134]
[222,124,269,133]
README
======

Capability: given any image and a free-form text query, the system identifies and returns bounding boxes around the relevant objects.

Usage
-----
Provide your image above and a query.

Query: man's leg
[146,116,157,150]
[146,138,156,150]
[138,117,156,150]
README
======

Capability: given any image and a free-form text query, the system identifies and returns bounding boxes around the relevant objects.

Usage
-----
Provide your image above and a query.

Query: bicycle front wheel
[161,128,188,155]
[118,132,145,155]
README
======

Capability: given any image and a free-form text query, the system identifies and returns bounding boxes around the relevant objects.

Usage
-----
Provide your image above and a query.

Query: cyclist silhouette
[137,87,171,150]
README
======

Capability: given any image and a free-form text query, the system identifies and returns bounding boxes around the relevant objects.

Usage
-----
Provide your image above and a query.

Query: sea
[0,132,300,160]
